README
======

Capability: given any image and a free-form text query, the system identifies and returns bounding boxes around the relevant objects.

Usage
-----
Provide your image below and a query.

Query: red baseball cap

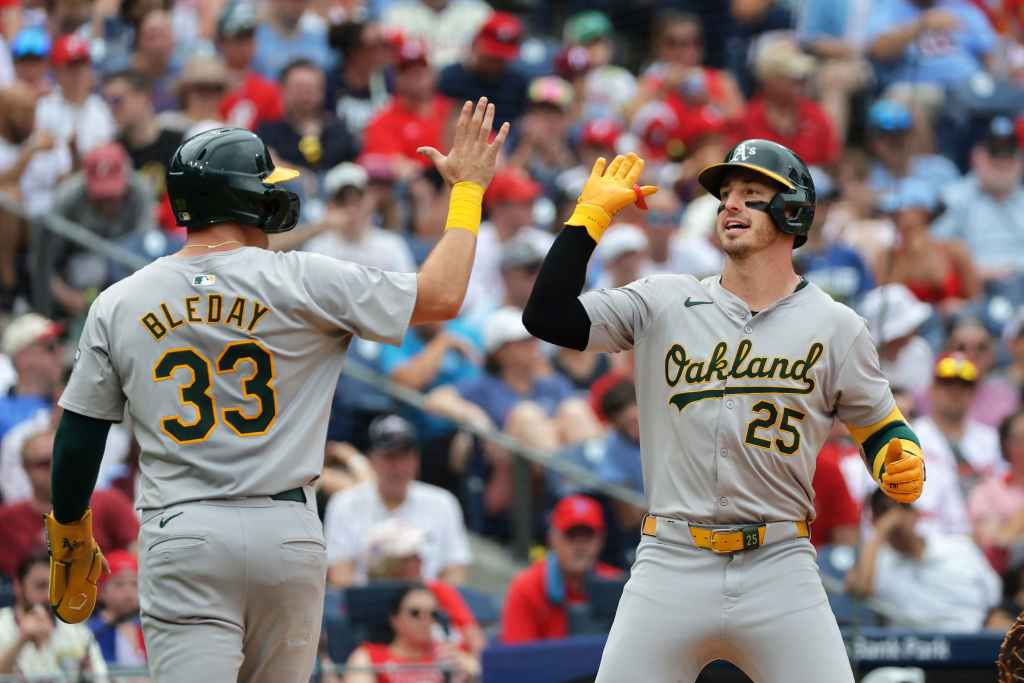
[550,494,605,533]
[474,12,522,61]
[51,33,91,66]
[395,38,429,70]
[99,549,138,586]
[484,166,541,209]
[579,117,621,149]
[84,142,130,200]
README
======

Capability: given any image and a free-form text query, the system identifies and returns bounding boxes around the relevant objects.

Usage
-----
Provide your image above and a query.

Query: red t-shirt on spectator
[731,94,840,167]
[220,72,284,131]
[810,442,860,548]
[499,558,623,644]
[0,488,139,578]
[361,95,452,170]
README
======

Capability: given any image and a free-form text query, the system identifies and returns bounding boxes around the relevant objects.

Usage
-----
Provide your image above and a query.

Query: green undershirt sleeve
[52,409,113,523]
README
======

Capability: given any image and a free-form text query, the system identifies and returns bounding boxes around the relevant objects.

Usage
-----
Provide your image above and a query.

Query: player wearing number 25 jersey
[44,99,508,683]
[524,141,926,682]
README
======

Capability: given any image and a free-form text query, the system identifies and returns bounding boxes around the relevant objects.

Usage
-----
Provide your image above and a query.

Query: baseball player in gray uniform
[42,98,508,682]
[523,142,926,682]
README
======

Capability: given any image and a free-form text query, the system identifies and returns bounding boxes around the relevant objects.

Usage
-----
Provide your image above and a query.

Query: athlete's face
[716,169,788,259]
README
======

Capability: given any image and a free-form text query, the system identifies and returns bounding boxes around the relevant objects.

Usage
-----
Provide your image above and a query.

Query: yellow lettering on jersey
[141,312,167,340]
[207,294,223,323]
[247,301,270,332]
[160,302,184,329]
[185,296,202,323]
[224,297,246,328]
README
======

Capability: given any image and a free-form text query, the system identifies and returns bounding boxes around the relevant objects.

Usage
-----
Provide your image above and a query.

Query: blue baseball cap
[877,178,938,213]
[867,99,912,133]
[10,26,50,60]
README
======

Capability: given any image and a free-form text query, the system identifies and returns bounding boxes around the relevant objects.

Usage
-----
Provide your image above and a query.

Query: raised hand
[417,97,510,190]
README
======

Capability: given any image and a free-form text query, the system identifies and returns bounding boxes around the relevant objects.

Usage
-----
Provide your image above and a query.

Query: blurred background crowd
[2,0,1024,679]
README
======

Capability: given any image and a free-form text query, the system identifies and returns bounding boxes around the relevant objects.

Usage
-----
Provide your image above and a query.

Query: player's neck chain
[181,240,244,250]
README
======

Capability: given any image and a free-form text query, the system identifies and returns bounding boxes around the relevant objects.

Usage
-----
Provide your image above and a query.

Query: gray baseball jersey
[59,247,417,510]
[580,273,893,524]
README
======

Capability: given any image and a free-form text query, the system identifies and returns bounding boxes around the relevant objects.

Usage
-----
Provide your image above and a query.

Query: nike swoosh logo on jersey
[159,512,184,528]
[684,297,712,307]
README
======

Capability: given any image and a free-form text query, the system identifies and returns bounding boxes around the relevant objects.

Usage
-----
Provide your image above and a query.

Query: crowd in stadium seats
[3,0,1024,679]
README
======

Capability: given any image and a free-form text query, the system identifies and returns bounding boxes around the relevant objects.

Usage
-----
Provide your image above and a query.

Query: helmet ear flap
[768,186,815,247]
[260,187,301,233]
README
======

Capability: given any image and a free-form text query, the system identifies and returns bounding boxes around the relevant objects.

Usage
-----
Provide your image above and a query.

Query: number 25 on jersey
[153,340,277,444]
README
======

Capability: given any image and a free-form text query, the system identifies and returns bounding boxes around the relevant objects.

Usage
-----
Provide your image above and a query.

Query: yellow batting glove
[45,509,107,624]
[879,438,926,504]
[567,153,659,243]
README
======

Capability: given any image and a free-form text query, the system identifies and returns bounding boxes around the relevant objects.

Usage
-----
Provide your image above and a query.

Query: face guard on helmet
[166,127,301,234]
[696,139,816,248]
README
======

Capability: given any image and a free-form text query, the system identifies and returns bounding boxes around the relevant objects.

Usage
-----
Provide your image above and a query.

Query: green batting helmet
[166,127,301,233]
[697,139,816,248]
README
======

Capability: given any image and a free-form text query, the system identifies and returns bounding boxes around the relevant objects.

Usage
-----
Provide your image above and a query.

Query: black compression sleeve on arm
[522,225,595,351]
[52,410,113,523]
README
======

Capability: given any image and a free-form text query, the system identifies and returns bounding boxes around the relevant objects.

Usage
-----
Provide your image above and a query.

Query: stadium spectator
[555,116,620,215]
[593,224,649,290]
[45,141,157,315]
[846,488,1000,631]
[0,554,108,678]
[811,420,861,548]
[932,115,1024,284]
[251,0,334,81]
[216,2,283,132]
[866,0,997,115]
[437,13,530,127]
[154,58,227,141]
[934,314,1021,428]
[9,26,51,96]
[507,76,577,197]
[631,10,745,125]
[324,414,472,589]
[0,427,138,580]
[592,381,644,535]
[107,9,180,113]
[36,33,114,159]
[864,99,961,194]
[361,39,452,181]
[875,177,981,315]
[0,314,62,443]
[731,38,840,167]
[795,0,874,143]
[257,59,358,176]
[970,407,1024,571]
[858,283,936,394]
[558,10,637,121]
[343,584,481,682]
[325,18,392,142]
[462,166,552,314]
[638,188,720,280]
[381,0,491,69]
[361,519,486,658]
[318,440,376,502]
[86,550,146,669]
[500,494,624,643]
[1005,308,1024,387]
[102,68,183,201]
[288,161,415,271]
[823,147,897,275]
[0,79,69,216]
[792,167,875,306]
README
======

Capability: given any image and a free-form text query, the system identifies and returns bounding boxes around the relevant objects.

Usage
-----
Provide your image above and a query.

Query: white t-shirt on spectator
[0,135,73,215]
[914,415,1006,498]
[879,336,934,393]
[873,534,1000,631]
[0,606,108,677]
[463,222,554,315]
[324,480,472,583]
[304,227,417,273]
[382,0,491,68]
[35,90,115,157]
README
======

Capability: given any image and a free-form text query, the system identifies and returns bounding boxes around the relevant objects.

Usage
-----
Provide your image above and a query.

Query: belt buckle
[708,529,733,553]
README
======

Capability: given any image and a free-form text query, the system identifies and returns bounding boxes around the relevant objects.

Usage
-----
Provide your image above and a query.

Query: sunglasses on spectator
[663,36,700,48]
[952,341,992,353]
[404,607,441,621]
[190,83,226,95]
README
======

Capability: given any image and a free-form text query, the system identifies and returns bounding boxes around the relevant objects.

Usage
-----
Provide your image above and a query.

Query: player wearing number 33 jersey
[523,141,925,682]
[44,100,509,682]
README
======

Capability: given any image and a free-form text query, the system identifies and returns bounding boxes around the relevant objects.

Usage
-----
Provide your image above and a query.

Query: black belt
[270,487,306,503]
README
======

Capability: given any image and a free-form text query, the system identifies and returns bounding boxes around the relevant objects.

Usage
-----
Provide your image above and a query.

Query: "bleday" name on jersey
[140,295,271,340]
[664,338,824,411]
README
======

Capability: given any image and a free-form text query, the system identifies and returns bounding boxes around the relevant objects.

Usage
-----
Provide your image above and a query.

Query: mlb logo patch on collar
[193,274,215,286]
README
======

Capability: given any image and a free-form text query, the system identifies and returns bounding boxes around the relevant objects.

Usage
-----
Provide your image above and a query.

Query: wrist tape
[444,181,484,235]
